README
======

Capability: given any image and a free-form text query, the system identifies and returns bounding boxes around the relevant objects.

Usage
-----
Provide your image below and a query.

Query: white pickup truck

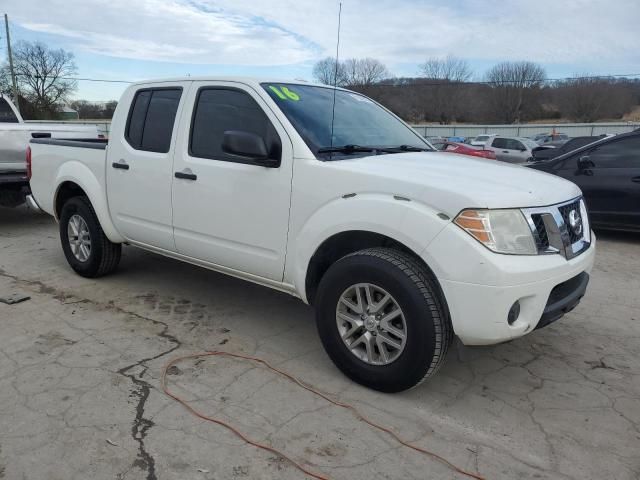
[28,77,595,392]
[0,95,100,207]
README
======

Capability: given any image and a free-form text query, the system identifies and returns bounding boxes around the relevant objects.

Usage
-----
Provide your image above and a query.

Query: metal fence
[410,122,640,138]
[26,120,640,139]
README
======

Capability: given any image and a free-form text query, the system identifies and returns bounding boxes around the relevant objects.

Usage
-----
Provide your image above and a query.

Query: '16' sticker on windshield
[269,85,300,101]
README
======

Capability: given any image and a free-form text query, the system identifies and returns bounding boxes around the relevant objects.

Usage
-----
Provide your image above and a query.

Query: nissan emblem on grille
[568,209,582,236]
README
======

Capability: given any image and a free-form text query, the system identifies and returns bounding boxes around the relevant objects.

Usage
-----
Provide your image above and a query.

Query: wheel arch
[53,163,125,243]
[304,230,445,307]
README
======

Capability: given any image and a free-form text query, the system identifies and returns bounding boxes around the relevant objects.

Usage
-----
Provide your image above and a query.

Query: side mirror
[222,130,279,167]
[577,155,594,170]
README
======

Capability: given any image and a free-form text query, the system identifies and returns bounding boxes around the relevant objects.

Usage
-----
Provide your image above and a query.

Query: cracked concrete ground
[0,205,639,480]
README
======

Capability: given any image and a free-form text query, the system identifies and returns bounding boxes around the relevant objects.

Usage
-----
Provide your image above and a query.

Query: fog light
[508,301,521,325]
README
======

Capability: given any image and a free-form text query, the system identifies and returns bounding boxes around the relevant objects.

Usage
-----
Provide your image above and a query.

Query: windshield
[521,139,539,149]
[261,83,430,158]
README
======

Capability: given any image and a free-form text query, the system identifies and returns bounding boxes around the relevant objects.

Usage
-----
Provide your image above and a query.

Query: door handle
[175,169,197,181]
[112,160,129,170]
[502,150,509,153]
[632,176,640,183]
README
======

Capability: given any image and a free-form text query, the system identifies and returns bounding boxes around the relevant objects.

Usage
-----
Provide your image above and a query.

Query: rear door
[171,81,293,280]
[106,82,189,250]
[490,137,513,162]
[569,136,640,229]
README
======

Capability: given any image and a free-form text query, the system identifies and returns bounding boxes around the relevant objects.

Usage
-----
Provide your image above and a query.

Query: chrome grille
[531,214,549,250]
[558,200,583,244]
[522,197,591,260]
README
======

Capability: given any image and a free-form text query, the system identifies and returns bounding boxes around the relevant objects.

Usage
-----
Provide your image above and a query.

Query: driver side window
[189,88,281,165]
[589,137,640,168]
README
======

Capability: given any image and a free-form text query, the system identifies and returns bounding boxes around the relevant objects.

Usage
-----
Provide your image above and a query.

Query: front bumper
[536,271,589,330]
[424,225,596,345]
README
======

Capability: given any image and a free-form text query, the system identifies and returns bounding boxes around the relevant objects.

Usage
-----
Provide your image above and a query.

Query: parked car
[441,141,496,159]
[28,77,595,392]
[536,133,569,145]
[531,136,607,162]
[484,136,538,163]
[0,95,101,207]
[447,136,465,143]
[470,134,497,146]
[425,136,446,149]
[529,131,640,232]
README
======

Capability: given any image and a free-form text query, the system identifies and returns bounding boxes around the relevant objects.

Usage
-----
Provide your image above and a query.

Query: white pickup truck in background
[0,95,100,207]
[28,78,595,392]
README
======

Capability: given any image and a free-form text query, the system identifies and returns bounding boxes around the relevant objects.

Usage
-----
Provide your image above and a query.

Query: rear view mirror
[222,130,279,167]
[577,155,594,170]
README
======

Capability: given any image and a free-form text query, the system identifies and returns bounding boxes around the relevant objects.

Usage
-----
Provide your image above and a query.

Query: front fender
[286,193,451,302]
[53,161,125,243]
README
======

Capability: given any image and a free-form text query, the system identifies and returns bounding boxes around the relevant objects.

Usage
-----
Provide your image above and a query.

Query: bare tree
[417,55,473,124]
[10,41,77,118]
[342,58,390,87]
[554,75,634,122]
[419,55,472,82]
[485,61,546,123]
[312,57,347,86]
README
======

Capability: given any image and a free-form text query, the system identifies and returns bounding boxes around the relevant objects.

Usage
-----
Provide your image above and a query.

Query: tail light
[26,146,32,181]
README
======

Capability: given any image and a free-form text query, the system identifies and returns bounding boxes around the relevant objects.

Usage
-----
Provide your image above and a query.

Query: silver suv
[485,136,538,163]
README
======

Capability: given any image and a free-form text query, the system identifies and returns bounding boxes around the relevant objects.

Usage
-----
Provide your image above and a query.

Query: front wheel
[315,248,453,392]
[59,196,121,278]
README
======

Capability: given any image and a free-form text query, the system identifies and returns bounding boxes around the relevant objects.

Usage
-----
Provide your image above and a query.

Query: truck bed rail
[29,138,108,150]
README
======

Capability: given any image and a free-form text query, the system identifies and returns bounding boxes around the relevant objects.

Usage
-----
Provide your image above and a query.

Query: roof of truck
[128,76,344,90]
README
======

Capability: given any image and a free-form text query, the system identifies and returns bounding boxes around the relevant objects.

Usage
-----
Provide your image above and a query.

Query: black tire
[59,196,121,278]
[315,248,453,392]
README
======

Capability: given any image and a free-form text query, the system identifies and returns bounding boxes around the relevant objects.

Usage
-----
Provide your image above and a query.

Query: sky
[1,0,639,101]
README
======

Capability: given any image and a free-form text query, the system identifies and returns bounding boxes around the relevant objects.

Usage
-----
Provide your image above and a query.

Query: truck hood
[324,151,581,214]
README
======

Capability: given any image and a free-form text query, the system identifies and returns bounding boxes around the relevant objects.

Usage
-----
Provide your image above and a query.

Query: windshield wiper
[317,144,379,155]
[378,145,432,152]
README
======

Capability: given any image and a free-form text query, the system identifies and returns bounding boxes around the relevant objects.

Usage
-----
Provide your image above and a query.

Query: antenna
[329,2,342,151]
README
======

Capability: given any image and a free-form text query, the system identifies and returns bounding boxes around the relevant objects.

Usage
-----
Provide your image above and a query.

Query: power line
[13,72,640,87]
[364,73,640,89]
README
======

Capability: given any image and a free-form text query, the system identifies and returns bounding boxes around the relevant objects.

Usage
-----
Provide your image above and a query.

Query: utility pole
[4,14,20,114]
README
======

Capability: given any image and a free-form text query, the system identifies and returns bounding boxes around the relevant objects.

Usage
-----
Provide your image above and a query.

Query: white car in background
[484,136,539,163]
[0,95,101,207]
[470,134,497,146]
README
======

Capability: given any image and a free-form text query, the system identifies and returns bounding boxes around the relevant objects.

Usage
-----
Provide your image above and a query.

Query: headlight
[579,198,591,243]
[454,209,537,255]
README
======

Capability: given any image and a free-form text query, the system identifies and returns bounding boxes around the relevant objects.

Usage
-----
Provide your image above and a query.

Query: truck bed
[29,138,110,217]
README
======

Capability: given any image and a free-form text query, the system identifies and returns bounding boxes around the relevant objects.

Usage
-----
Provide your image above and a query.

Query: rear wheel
[315,248,453,392]
[59,196,121,278]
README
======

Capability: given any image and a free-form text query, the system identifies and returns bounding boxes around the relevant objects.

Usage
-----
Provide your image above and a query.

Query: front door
[106,83,189,251]
[566,136,640,229]
[171,82,293,281]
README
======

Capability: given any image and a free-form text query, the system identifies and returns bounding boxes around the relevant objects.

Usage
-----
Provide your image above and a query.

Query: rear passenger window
[126,88,182,153]
[189,88,281,164]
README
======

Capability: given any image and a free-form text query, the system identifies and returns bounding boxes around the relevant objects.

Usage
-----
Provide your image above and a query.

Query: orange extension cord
[161,351,486,480]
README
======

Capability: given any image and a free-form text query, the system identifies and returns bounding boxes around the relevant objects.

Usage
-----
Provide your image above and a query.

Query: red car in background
[436,141,497,160]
